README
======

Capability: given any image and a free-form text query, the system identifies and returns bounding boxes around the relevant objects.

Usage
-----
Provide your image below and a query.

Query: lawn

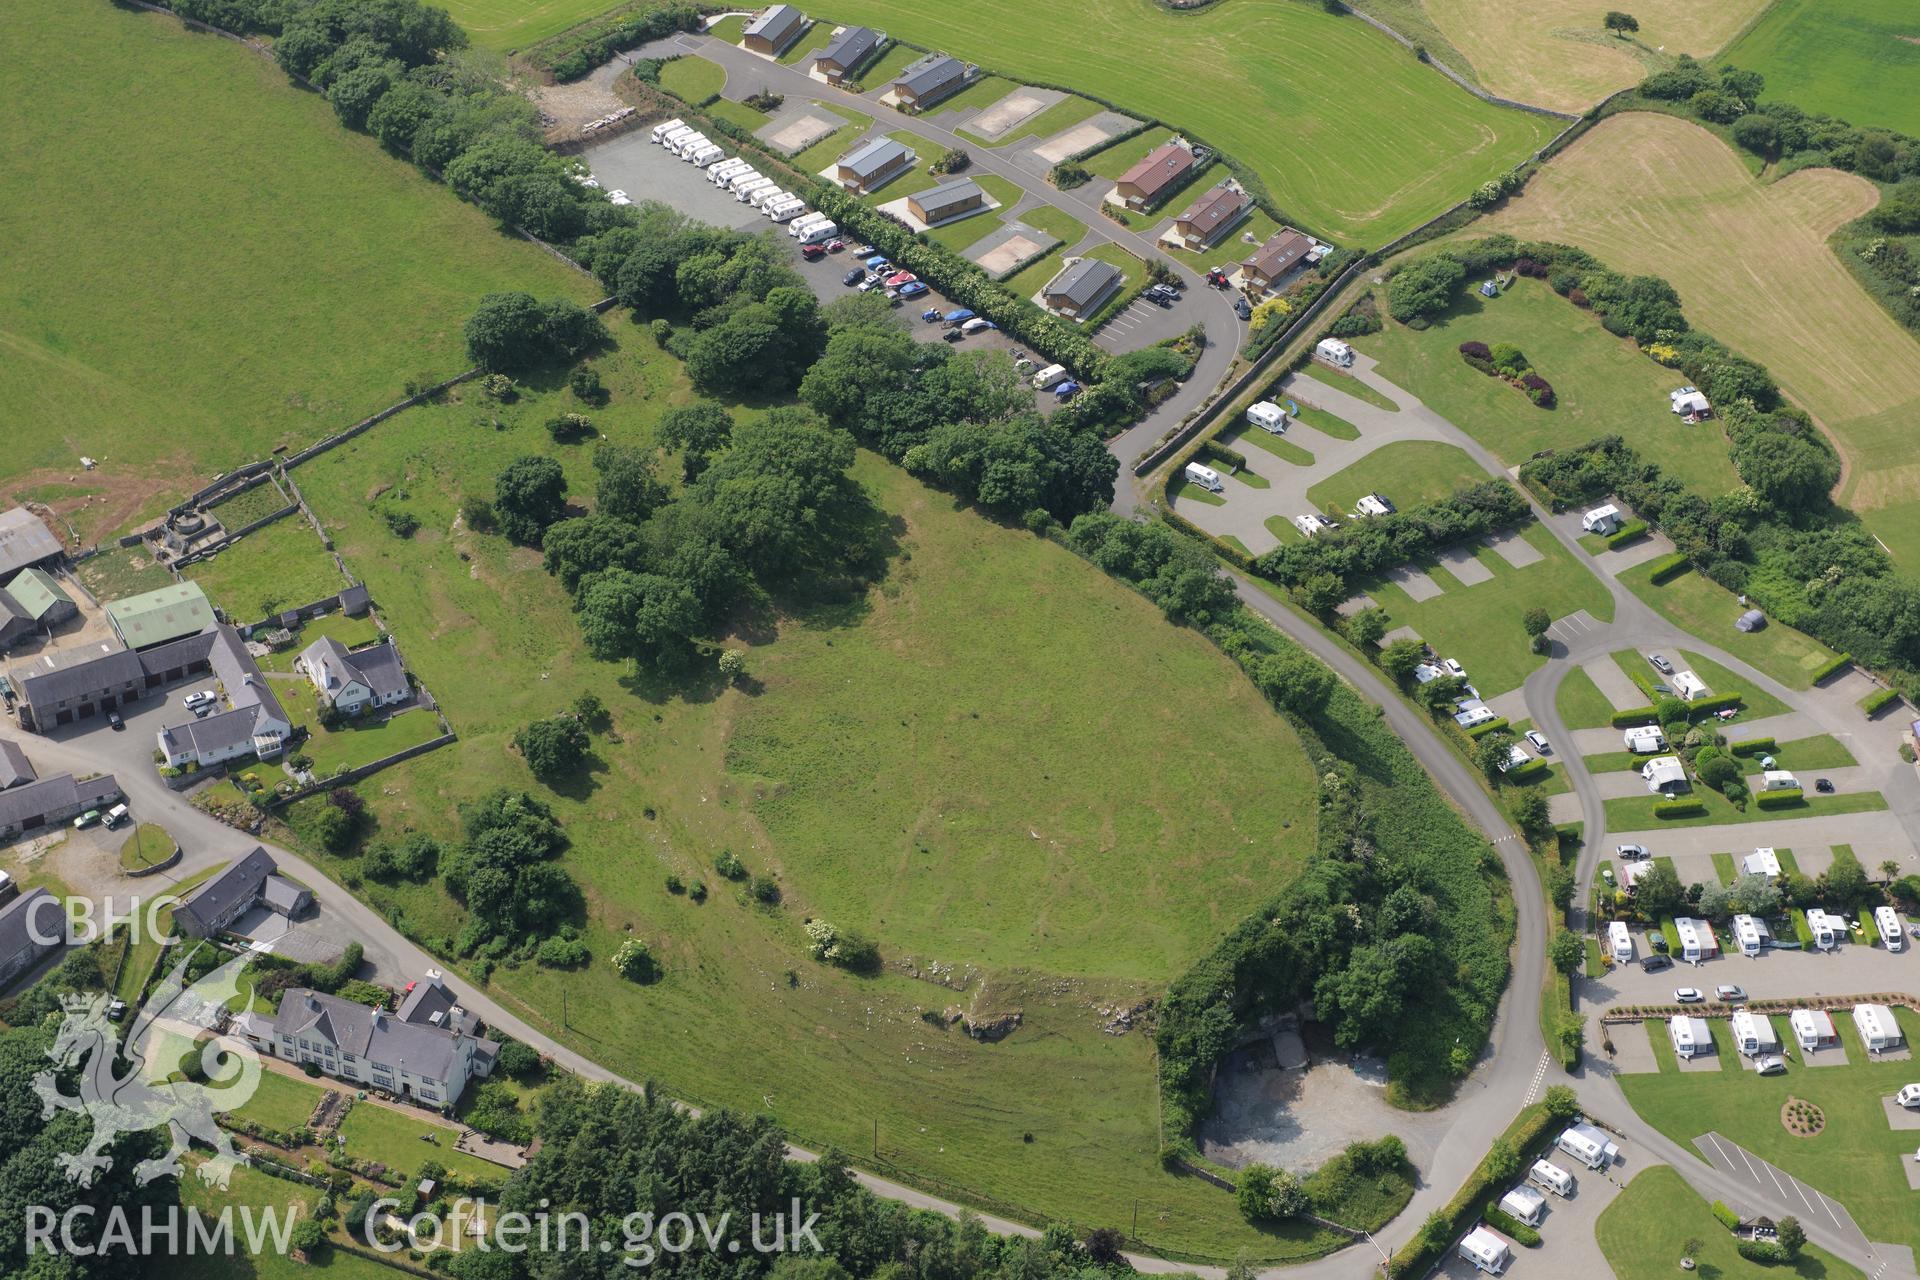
[808,0,1559,243]
[0,0,598,546]
[964,92,1107,149]
[259,612,386,674]
[1358,521,1614,697]
[228,1069,326,1134]
[1305,441,1489,517]
[160,1156,392,1280]
[1675,651,1792,719]
[1287,400,1359,441]
[924,176,1023,253]
[790,104,874,171]
[1016,206,1088,253]
[1359,276,1743,498]
[1620,562,1842,691]
[336,1101,505,1182]
[857,41,920,91]
[1264,515,1306,546]
[295,695,446,775]
[1718,0,1920,137]
[118,822,176,873]
[1296,362,1399,412]
[1597,1164,1863,1280]
[76,546,177,601]
[776,20,839,65]
[704,97,771,133]
[1603,788,1888,831]
[1223,425,1313,469]
[1755,735,1857,770]
[1166,475,1225,507]
[659,54,727,104]
[185,517,348,625]
[1619,1005,1920,1255]
[285,377,1331,1258]
[1482,113,1920,564]
[1557,664,1620,728]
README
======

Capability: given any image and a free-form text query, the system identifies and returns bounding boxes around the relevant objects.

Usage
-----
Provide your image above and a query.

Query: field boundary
[1333,2,1577,121]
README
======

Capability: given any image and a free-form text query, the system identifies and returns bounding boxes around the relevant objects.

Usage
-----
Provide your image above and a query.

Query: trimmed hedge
[1646,552,1690,585]
[1504,759,1551,784]
[1862,687,1899,715]
[1686,692,1743,716]
[1756,788,1805,809]
[1466,717,1511,739]
[1483,1202,1543,1248]
[1728,737,1776,756]
[1711,1200,1740,1230]
[1604,519,1648,548]
[1388,1103,1561,1278]
[1610,705,1659,728]
[1808,653,1853,684]
[1655,797,1706,818]
[1203,441,1249,471]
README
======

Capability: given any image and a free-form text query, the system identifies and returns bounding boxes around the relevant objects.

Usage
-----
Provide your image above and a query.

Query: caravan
[1457,1227,1512,1276]
[1855,1003,1906,1054]
[1498,1185,1546,1228]
[795,219,839,246]
[1878,906,1905,952]
[1674,916,1718,962]
[1608,920,1633,965]
[657,125,698,152]
[1732,913,1770,957]
[1184,463,1224,494]
[1246,401,1289,434]
[1528,1159,1574,1198]
[688,143,726,168]
[708,158,753,186]
[671,132,711,158]
[1556,1122,1620,1170]
[766,199,808,223]
[1622,725,1667,754]
[1031,364,1069,391]
[1730,1009,1780,1058]
[1805,908,1841,950]
[651,117,688,144]
[735,176,778,203]
[788,212,834,239]
[750,185,792,210]
[1314,337,1354,367]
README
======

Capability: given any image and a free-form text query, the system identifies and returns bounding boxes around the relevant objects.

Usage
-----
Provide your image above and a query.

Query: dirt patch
[973,233,1047,277]
[6,461,195,548]
[1781,1095,1825,1136]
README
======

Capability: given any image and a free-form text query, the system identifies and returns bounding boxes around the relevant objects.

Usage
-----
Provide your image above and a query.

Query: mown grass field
[1423,0,1770,114]
[1306,441,1488,515]
[433,0,630,50]
[284,357,1329,1256]
[334,1100,506,1181]
[1718,0,1920,137]
[1557,663,1620,727]
[1619,561,1841,690]
[1597,1164,1863,1280]
[1360,276,1742,497]
[1620,1005,1920,1256]
[185,517,349,624]
[0,0,598,546]
[804,0,1559,244]
[161,1157,389,1280]
[1481,113,1920,564]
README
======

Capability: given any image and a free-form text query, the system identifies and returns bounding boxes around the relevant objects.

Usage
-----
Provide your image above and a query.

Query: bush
[381,508,420,538]
[1807,653,1852,684]
[1646,552,1690,584]
[1604,519,1648,548]
[1465,718,1511,739]
[459,496,496,533]
[1711,1200,1741,1230]
[1655,797,1707,818]
[535,936,589,968]
[715,850,746,880]
[1504,759,1550,784]
[1756,788,1805,808]
[1862,687,1898,714]
[1737,1240,1792,1265]
[1458,340,1492,360]
[611,937,658,982]
[1728,736,1776,755]
[1050,161,1092,190]
[289,795,357,853]
[1610,705,1659,728]
[1687,692,1743,716]
[1483,1202,1542,1247]
[513,715,589,781]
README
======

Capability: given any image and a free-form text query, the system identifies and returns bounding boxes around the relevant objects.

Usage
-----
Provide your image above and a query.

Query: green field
[185,517,348,624]
[162,1157,392,1280]
[1226,426,1314,469]
[791,103,875,172]
[1359,278,1743,497]
[659,54,727,103]
[284,367,1329,1256]
[1621,1005,1920,1255]
[118,822,177,873]
[1598,1164,1862,1280]
[335,1101,507,1181]
[229,1070,327,1133]
[1718,0,1920,137]
[259,613,386,673]
[1620,563,1842,691]
[803,0,1558,243]
[1557,664,1620,728]
[1306,441,1488,516]
[1603,787,1887,831]
[963,92,1108,148]
[0,0,597,546]
[1296,362,1399,412]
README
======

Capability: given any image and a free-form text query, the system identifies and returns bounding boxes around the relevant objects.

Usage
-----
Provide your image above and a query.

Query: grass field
[1558,664,1621,727]
[963,92,1108,149]
[185,518,348,624]
[1675,650,1792,719]
[791,103,874,172]
[1619,561,1842,691]
[1718,0,1920,136]
[432,0,629,50]
[0,0,598,546]
[659,54,727,103]
[1424,0,1770,114]
[1356,521,1613,696]
[285,369,1330,1256]
[259,613,386,673]
[1482,113,1920,564]
[1296,362,1399,412]
[1603,787,1887,830]
[118,822,176,873]
[1306,441,1488,516]
[229,1070,326,1133]
[161,1157,389,1280]
[1620,1005,1920,1255]
[804,0,1559,243]
[1288,400,1359,441]
[335,1101,506,1181]
[1225,425,1314,469]
[1598,1164,1862,1280]
[1360,277,1743,497]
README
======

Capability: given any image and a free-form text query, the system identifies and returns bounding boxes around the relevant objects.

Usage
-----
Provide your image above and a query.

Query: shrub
[1049,161,1092,190]
[1862,687,1898,715]
[1807,653,1852,684]
[804,919,879,972]
[1458,340,1492,360]
[514,715,589,781]
[715,850,746,880]
[1711,1201,1741,1230]
[1610,705,1659,728]
[381,508,420,538]
[1728,736,1776,755]
[1687,692,1743,716]
[1465,718,1511,739]
[1504,759,1550,784]
[459,496,496,533]
[1520,373,1556,408]
[1737,1240,1791,1265]
[1483,1202,1542,1247]
[1604,519,1648,548]
[1646,552,1690,584]
[1655,797,1706,818]
[289,795,357,853]
[535,936,589,968]
[495,1041,542,1079]
[748,874,780,905]
[612,937,657,982]
[1756,788,1804,809]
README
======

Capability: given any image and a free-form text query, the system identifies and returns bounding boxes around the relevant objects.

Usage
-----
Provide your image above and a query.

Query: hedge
[1728,737,1776,756]
[1809,653,1853,684]
[1686,692,1743,716]
[1655,797,1706,818]
[1387,1103,1561,1278]
[1862,687,1899,715]
[1610,706,1659,728]
[1158,502,1255,571]
[1646,552,1690,585]
[1202,441,1249,471]
[1711,1200,1741,1230]
[1466,717,1511,739]
[1483,1202,1543,1248]
[1504,759,1550,784]
[1604,519,1649,548]
[1756,789,1805,809]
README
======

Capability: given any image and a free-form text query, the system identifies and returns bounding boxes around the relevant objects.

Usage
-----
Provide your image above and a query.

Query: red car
[825,239,845,252]
[884,270,917,288]
[801,243,826,260]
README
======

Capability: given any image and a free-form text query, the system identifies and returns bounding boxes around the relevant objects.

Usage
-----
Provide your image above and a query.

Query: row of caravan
[646,118,818,225]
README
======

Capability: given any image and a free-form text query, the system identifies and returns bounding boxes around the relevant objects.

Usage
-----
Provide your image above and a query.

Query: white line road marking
[1521,1051,1550,1107]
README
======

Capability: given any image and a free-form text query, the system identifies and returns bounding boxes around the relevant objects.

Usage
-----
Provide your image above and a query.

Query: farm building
[106,581,214,651]
[0,568,76,649]
[1669,1015,1712,1059]
[890,53,970,110]
[1853,1003,1904,1053]
[1582,505,1621,535]
[907,177,987,225]
[1674,916,1719,961]
[0,771,122,842]
[1041,258,1123,320]
[741,4,808,56]
[1732,913,1770,956]
[1623,725,1667,753]
[1672,669,1708,699]
[0,741,32,790]
[1246,401,1289,434]
[812,26,879,83]
[1109,141,1194,211]
[1354,494,1395,518]
[1458,1226,1512,1276]
[1315,338,1354,367]
[0,508,63,581]
[1730,1009,1779,1057]
[1804,908,1842,950]
[834,137,914,194]
[0,889,65,989]
[1166,184,1248,249]
[10,624,230,732]
[1743,847,1782,877]
[1239,229,1313,295]
[1790,1008,1838,1051]
[1640,755,1688,794]
[155,626,291,768]
[1557,1122,1619,1169]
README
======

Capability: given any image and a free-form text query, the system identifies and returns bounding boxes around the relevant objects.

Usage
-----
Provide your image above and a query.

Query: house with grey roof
[889,53,970,111]
[0,771,122,841]
[156,625,291,768]
[0,508,63,581]
[172,846,311,939]
[834,136,916,194]
[1042,258,1124,320]
[262,969,498,1107]
[298,635,409,716]
[0,592,32,652]
[741,3,808,56]
[13,629,225,732]
[0,741,33,791]
[812,25,879,83]
[0,888,65,990]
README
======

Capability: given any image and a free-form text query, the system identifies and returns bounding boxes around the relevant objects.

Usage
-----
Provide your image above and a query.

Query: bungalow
[834,137,914,194]
[1458,1226,1512,1276]
[299,635,409,716]
[0,771,122,842]
[1742,847,1782,878]
[267,969,498,1107]
[1582,505,1621,535]
[1789,1008,1838,1052]
[907,177,986,226]
[1246,401,1289,434]
[740,4,808,56]
[1167,184,1248,250]
[1672,670,1709,700]
[1354,494,1395,518]
[1556,1122,1619,1170]
[1623,725,1667,754]
[106,581,215,651]
[890,53,969,111]
[172,846,311,940]
[156,626,290,768]
[1730,1009,1779,1057]
[1041,258,1124,320]
[1239,229,1313,295]
[0,888,64,990]
[0,507,63,581]
[1853,1003,1905,1054]
[1640,755,1689,794]
[1732,913,1770,956]
[1669,1015,1712,1059]
[811,25,879,83]
[1109,142,1194,211]
[1805,907,1842,950]
[1674,916,1719,962]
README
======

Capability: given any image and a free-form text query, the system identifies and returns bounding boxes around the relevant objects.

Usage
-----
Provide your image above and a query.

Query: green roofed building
[106,581,215,651]
[5,568,75,623]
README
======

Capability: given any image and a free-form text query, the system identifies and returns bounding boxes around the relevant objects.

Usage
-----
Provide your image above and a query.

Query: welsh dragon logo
[33,946,263,1189]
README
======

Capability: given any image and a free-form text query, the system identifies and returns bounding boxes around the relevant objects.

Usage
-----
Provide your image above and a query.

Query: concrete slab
[1885,1097,1920,1130]
[1485,527,1544,568]
[1388,564,1443,602]
[1487,688,1531,724]
[1335,594,1378,617]
[1436,543,1494,586]
[1801,1041,1851,1067]
[1592,531,1677,576]
[1028,111,1135,165]
[966,222,1059,279]
[1865,1045,1913,1063]
[1603,1020,1661,1073]
[1381,625,1422,648]
[1549,792,1585,824]
[961,88,1061,140]
[1677,1044,1726,1072]
[1584,656,1647,712]
[760,110,840,155]
[1906,1157,1920,1191]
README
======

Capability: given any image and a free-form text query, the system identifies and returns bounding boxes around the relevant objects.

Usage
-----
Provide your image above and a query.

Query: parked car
[1525,730,1551,754]
[1715,985,1746,1002]
[942,328,965,342]
[1756,1055,1787,1076]
[825,239,845,252]
[896,281,929,299]
[183,690,215,708]
[1442,658,1466,677]
[73,809,102,830]
[106,999,129,1023]
[857,272,881,292]
[1232,297,1251,320]
[1617,843,1650,860]
[801,243,826,260]
[1642,953,1673,973]
[842,268,864,286]
[1815,777,1835,794]
[107,711,124,731]
[1648,653,1674,674]
[1674,987,1704,1003]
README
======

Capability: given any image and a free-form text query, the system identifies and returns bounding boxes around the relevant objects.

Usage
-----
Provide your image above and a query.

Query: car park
[1617,843,1649,860]
[1716,985,1746,1002]
[1525,730,1551,754]
[1675,987,1704,1003]
[1649,653,1674,674]
[1642,953,1673,973]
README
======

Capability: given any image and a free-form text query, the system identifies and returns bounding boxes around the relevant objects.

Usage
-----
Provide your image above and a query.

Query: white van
[708,158,752,186]
[795,219,839,246]
[650,117,686,144]
[104,804,130,829]
[735,177,778,203]
[1879,906,1905,952]
[749,185,791,209]
[1528,1159,1574,1198]
[1031,363,1068,390]
[1184,462,1224,493]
